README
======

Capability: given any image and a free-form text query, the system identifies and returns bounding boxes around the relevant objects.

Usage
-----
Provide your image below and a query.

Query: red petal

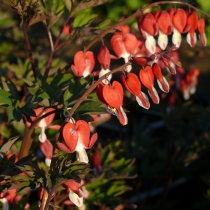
[87,132,98,149]
[121,72,141,96]
[139,66,154,90]
[103,81,123,108]
[141,13,158,36]
[110,33,126,58]
[124,33,138,56]
[57,142,72,153]
[76,120,90,148]
[197,18,205,34]
[187,12,198,33]
[97,45,110,70]
[96,83,106,104]
[132,56,152,66]
[157,11,172,35]
[63,180,81,196]
[172,8,187,33]
[40,139,53,159]
[152,63,169,93]
[62,122,78,152]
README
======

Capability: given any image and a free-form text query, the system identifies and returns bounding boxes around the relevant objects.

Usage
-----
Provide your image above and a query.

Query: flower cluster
[69,8,206,126]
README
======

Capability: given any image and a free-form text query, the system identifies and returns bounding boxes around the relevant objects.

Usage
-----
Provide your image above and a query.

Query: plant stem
[18,109,59,159]
[23,26,37,81]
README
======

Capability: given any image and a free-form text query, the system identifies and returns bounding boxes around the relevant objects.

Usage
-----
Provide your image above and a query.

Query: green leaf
[7,105,22,122]
[36,71,55,98]
[62,0,73,12]
[0,89,13,106]
[75,100,106,115]
[73,12,97,27]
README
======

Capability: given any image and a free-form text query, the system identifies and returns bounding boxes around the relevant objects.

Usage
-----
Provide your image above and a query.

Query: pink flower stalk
[197,18,207,46]
[110,25,138,72]
[71,51,95,77]
[40,139,53,166]
[57,120,98,163]
[138,13,158,53]
[121,72,150,109]
[152,63,169,93]
[62,180,83,207]
[139,66,160,104]
[96,81,128,126]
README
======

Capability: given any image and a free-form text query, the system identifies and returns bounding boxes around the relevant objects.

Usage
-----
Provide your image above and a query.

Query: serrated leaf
[36,72,55,98]
[7,105,22,123]
[0,89,13,106]
[0,136,19,163]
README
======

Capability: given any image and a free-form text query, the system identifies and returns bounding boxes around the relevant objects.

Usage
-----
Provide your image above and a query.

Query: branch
[44,16,72,79]
[23,26,37,81]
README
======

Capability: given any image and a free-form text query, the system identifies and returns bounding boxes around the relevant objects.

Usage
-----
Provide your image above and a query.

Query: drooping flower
[139,66,160,104]
[28,107,57,143]
[152,63,169,93]
[110,26,138,72]
[39,139,53,167]
[138,13,158,53]
[186,12,198,47]
[154,11,173,50]
[170,8,189,48]
[62,180,83,207]
[197,18,207,46]
[71,51,95,77]
[97,45,117,84]
[96,81,128,125]
[57,120,98,163]
[121,72,150,109]
[0,189,17,210]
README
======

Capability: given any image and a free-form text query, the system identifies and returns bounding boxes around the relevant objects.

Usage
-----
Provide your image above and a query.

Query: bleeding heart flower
[71,51,95,77]
[154,11,173,50]
[96,81,128,125]
[110,26,138,72]
[139,66,159,104]
[186,12,198,47]
[97,45,118,84]
[0,189,17,210]
[40,139,53,166]
[62,180,83,207]
[197,18,207,46]
[121,72,150,109]
[57,120,98,163]
[152,63,169,93]
[170,8,189,48]
[28,107,56,143]
[138,13,158,53]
